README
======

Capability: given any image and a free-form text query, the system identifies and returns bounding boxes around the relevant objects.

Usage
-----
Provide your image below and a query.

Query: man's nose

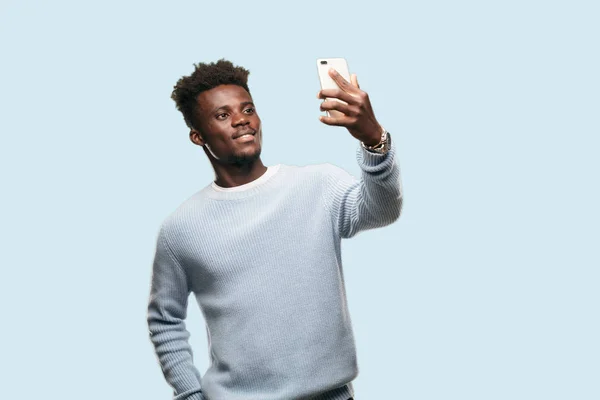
[232,112,249,126]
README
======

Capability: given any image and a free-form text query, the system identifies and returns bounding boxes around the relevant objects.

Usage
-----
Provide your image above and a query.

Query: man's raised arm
[318,68,403,238]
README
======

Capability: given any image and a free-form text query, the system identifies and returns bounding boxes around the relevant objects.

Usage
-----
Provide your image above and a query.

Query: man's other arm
[147,225,205,400]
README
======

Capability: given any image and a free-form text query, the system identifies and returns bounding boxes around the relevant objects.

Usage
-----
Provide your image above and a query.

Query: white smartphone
[317,57,351,118]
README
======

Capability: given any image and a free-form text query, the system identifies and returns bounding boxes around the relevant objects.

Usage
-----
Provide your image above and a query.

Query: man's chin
[227,148,262,167]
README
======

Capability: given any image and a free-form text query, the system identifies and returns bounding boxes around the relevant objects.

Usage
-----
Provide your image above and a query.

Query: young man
[147,59,403,400]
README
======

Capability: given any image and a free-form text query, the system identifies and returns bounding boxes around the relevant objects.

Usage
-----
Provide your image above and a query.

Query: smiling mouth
[234,130,256,139]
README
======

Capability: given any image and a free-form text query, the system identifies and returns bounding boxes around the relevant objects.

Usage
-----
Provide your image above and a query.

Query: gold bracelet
[361,128,388,150]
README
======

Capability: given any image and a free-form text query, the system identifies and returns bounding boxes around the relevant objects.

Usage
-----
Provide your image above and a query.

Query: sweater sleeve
[325,133,403,239]
[147,224,205,400]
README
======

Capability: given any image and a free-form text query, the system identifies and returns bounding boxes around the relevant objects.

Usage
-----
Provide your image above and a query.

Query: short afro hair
[171,59,251,129]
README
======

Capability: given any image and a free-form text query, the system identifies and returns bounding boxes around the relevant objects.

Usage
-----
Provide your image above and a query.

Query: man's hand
[317,68,383,146]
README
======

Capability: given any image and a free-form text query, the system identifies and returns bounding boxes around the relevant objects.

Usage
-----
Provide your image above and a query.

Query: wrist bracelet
[361,128,388,151]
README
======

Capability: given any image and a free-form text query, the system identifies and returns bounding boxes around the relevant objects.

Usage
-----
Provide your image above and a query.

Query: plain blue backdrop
[1,0,598,399]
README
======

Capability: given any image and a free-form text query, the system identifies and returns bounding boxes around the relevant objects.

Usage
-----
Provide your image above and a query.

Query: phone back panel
[317,58,351,91]
[317,58,351,118]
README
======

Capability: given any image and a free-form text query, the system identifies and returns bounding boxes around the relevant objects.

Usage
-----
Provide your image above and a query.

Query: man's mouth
[233,129,256,139]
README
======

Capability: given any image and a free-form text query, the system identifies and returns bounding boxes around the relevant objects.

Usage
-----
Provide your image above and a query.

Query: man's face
[191,84,262,166]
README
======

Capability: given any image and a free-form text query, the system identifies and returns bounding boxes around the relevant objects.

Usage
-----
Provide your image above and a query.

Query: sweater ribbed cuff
[173,388,204,400]
[310,383,354,400]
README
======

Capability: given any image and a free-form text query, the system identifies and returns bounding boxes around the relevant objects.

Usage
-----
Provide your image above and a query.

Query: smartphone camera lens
[320,61,328,65]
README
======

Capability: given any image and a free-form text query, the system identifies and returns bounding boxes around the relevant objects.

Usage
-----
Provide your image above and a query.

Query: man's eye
[216,113,228,120]
[244,108,255,114]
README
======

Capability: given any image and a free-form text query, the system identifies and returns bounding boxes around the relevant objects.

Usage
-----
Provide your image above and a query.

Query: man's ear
[189,129,205,147]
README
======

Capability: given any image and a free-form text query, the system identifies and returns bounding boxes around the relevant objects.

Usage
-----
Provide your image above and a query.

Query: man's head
[171,59,262,167]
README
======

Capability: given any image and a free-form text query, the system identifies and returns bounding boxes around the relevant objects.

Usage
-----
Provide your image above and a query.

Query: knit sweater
[147,134,403,400]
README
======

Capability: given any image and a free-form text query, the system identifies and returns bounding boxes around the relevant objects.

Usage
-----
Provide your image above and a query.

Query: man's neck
[212,160,268,188]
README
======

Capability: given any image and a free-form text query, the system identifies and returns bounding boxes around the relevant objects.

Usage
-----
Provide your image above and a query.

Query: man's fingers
[319,102,357,126]
[317,88,358,104]
[319,114,348,126]
[351,73,360,89]
[320,99,353,115]
[328,68,352,90]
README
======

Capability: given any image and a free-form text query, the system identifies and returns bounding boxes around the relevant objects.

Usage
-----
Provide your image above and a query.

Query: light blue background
[1,0,598,399]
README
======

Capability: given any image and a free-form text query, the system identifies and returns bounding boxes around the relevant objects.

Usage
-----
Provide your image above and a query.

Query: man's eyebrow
[210,104,231,114]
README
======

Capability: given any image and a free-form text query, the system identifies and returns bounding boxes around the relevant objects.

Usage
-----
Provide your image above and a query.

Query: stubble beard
[227,145,261,168]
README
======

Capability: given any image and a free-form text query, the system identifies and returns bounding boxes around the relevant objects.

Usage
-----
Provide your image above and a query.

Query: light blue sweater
[147,134,403,400]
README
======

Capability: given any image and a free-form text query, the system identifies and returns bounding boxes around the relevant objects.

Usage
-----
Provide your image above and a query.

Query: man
[147,59,403,400]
